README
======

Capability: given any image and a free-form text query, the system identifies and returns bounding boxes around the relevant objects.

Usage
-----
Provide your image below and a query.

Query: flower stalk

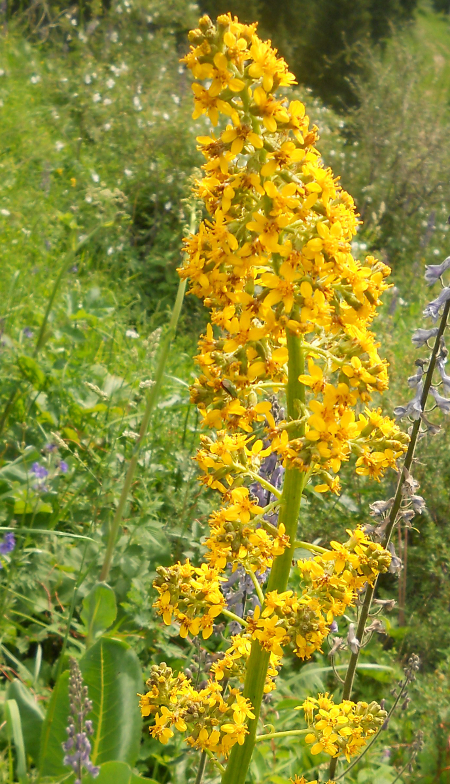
[99,246,189,582]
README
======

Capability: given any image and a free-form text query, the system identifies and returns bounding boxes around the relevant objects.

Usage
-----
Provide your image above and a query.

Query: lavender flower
[0,532,15,555]
[407,364,424,388]
[31,462,48,479]
[388,543,402,574]
[44,443,58,453]
[62,658,99,783]
[423,287,450,322]
[411,327,439,347]
[59,460,69,473]
[369,498,394,517]
[429,385,450,414]
[436,356,450,391]
[347,623,360,654]
[424,256,450,285]
[393,383,423,420]
[23,327,33,338]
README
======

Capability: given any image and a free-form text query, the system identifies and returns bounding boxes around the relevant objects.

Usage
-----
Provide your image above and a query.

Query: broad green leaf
[82,638,142,766]
[39,639,142,777]
[85,760,155,784]
[39,670,70,778]
[5,699,27,784]
[6,679,44,764]
[81,583,117,645]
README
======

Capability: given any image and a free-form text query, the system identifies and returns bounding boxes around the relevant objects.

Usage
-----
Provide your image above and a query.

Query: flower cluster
[204,486,289,573]
[298,525,392,619]
[210,633,281,693]
[180,13,408,497]
[153,561,226,639]
[300,692,387,761]
[242,527,391,661]
[139,663,255,755]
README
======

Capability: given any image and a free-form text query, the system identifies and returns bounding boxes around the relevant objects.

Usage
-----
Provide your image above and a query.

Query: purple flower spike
[0,532,16,555]
[59,460,69,473]
[62,659,99,781]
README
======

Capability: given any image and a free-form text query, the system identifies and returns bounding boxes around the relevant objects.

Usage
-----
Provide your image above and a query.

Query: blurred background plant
[1,0,450,781]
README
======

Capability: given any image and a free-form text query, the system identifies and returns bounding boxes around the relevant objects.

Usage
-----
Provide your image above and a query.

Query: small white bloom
[125,329,139,339]
[106,78,115,89]
[164,201,172,211]
[84,74,92,84]
[1,208,11,216]
[92,92,101,103]
[124,168,133,177]
[55,141,65,151]
[104,122,112,131]
[103,97,112,105]
[133,96,142,111]
[162,112,169,121]
[107,246,114,255]
[122,429,139,440]
[30,74,41,84]
[85,194,93,203]
[171,93,180,105]
[91,171,100,183]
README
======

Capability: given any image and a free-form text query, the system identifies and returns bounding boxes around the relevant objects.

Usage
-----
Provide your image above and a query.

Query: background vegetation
[1,0,450,781]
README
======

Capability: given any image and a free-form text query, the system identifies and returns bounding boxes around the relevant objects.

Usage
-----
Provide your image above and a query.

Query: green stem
[222,609,248,627]
[255,729,307,742]
[246,569,265,605]
[294,540,327,554]
[195,751,208,784]
[221,329,306,784]
[243,470,282,500]
[205,749,225,774]
[329,298,450,780]
[99,276,187,582]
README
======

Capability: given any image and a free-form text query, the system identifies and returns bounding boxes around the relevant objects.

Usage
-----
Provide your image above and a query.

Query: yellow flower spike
[146,12,408,775]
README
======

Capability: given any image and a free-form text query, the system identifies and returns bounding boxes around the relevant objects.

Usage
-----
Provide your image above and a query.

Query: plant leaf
[39,670,70,778]
[6,679,44,764]
[5,699,28,784]
[81,637,142,766]
[81,583,117,645]
[85,760,156,784]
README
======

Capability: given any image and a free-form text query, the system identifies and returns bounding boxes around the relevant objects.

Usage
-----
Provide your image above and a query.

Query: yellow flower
[150,708,174,744]
[221,121,264,155]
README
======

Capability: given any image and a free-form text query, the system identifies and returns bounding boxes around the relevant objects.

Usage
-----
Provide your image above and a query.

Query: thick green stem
[329,298,450,779]
[99,277,187,582]
[221,330,306,784]
[255,729,307,742]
